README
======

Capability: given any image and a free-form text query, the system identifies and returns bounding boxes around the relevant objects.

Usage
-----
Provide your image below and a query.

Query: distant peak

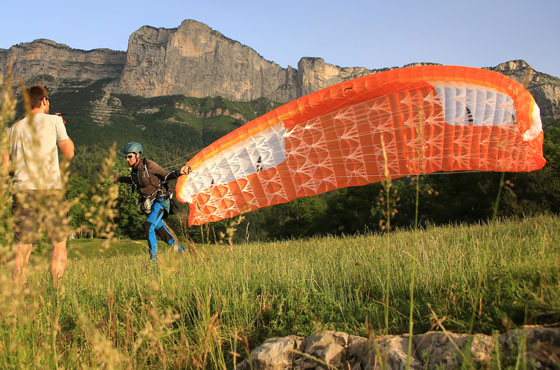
[32,38,56,44]
[493,60,531,71]
[178,19,218,35]
[24,39,59,47]
[179,19,208,28]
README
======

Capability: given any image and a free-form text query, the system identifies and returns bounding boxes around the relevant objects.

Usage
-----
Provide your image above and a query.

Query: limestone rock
[237,327,560,370]
[413,331,496,369]
[490,60,560,120]
[380,335,422,369]
[238,335,303,370]
[0,39,125,92]
[297,57,372,97]
[298,331,349,368]
[116,19,299,102]
[499,326,560,369]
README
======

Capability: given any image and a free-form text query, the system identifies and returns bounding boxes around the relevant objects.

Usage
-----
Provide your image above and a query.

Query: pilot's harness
[136,159,174,214]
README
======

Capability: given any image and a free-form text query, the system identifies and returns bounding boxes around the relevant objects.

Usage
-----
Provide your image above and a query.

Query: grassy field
[1,214,559,368]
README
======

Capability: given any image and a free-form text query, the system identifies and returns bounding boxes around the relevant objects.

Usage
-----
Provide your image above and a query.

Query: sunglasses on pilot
[125,154,136,159]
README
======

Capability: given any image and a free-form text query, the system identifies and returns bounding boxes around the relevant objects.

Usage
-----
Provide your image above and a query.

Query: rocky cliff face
[1,20,558,120]
[0,39,126,91]
[490,60,560,119]
[297,57,374,96]
[117,20,299,102]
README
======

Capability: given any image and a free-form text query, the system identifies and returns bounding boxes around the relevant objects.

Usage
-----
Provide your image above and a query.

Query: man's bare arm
[58,138,74,160]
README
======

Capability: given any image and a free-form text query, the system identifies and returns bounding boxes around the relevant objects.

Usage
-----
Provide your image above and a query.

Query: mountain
[116,20,298,102]
[0,39,125,89]
[1,19,559,121]
[490,60,560,120]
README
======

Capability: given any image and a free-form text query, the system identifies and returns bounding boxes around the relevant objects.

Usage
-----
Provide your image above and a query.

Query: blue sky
[1,0,559,77]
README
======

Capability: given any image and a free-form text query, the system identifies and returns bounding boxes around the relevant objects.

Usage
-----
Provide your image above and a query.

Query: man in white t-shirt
[2,85,74,287]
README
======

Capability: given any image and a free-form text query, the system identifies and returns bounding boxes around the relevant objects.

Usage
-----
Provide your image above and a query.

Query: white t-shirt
[8,113,69,190]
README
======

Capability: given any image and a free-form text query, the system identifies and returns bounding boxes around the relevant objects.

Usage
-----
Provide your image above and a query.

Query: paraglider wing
[176,65,545,226]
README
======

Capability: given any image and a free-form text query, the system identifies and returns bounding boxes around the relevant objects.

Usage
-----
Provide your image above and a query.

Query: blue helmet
[122,142,142,154]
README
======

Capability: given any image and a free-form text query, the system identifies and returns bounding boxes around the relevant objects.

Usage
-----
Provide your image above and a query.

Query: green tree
[115,182,145,239]
[321,184,381,235]
[66,174,92,232]
[500,126,560,216]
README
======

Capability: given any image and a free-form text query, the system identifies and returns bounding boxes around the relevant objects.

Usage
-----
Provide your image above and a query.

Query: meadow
[1,214,558,368]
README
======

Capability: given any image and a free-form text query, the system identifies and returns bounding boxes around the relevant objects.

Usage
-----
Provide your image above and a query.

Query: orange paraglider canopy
[176,65,545,226]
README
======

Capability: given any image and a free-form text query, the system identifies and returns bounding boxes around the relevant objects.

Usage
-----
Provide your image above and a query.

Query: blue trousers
[144,198,183,261]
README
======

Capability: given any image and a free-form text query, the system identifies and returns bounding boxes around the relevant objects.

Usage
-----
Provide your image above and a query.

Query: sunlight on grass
[1,215,557,368]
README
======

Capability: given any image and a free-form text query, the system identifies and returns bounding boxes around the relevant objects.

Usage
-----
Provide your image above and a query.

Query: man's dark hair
[27,85,48,109]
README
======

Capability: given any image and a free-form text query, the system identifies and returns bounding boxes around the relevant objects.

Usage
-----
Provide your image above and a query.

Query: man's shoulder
[13,113,61,126]
[144,158,158,166]
[8,117,30,138]
[144,158,167,174]
[36,113,63,125]
[11,116,28,128]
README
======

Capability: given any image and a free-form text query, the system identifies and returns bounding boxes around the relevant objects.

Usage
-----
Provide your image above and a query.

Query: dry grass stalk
[84,143,119,250]
[377,135,399,231]
[0,69,16,260]
[177,212,199,259]
[130,304,179,368]
[75,298,126,370]
[219,214,245,249]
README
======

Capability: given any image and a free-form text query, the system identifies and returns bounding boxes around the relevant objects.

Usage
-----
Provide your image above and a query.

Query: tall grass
[0,72,16,262]
[0,215,558,368]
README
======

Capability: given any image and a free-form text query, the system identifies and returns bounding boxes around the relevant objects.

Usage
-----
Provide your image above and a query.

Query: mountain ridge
[1,19,558,119]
